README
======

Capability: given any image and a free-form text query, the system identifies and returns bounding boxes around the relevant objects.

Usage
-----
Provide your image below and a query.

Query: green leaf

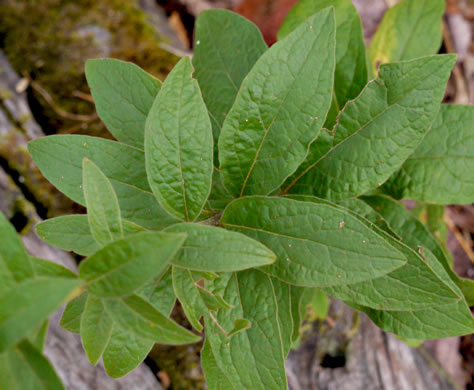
[269,277,293,357]
[207,169,234,211]
[0,340,65,390]
[102,326,153,378]
[79,232,186,297]
[145,57,213,221]
[29,320,49,351]
[85,58,161,148]
[278,0,367,110]
[383,105,474,205]
[172,266,231,332]
[164,223,276,272]
[350,249,474,339]
[218,8,335,197]
[221,196,406,287]
[205,270,287,390]
[362,195,474,305]
[289,286,309,342]
[60,293,87,334]
[283,55,456,200]
[201,338,235,390]
[28,135,178,230]
[103,294,200,344]
[193,9,267,152]
[311,289,329,320]
[82,158,123,245]
[30,257,77,279]
[0,277,81,352]
[0,212,34,288]
[369,0,445,74]
[37,215,146,256]
[80,295,113,365]
[226,319,252,338]
[137,267,176,316]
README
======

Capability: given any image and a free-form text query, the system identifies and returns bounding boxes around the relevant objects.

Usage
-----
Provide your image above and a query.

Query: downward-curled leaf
[221,197,406,287]
[0,278,81,352]
[85,58,162,148]
[103,294,200,344]
[384,105,474,205]
[193,9,267,149]
[79,232,186,297]
[205,270,288,390]
[165,223,276,272]
[83,158,123,245]
[145,57,213,221]
[218,8,335,197]
[0,340,65,390]
[283,55,456,200]
[369,0,445,74]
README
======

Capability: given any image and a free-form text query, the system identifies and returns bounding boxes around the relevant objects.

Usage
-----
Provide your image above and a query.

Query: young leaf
[103,294,201,344]
[205,270,287,390]
[164,223,276,272]
[278,0,367,111]
[145,57,213,221]
[82,158,123,245]
[193,9,267,149]
[0,340,65,390]
[201,338,235,390]
[0,212,34,287]
[218,8,336,197]
[362,195,474,305]
[102,326,154,378]
[383,105,474,205]
[283,55,456,200]
[311,289,329,320]
[172,266,231,332]
[28,135,178,230]
[0,277,81,352]
[85,58,162,148]
[221,196,406,287]
[80,295,113,365]
[137,267,176,316]
[29,320,49,351]
[60,293,88,334]
[369,0,445,74]
[30,257,77,279]
[79,231,186,297]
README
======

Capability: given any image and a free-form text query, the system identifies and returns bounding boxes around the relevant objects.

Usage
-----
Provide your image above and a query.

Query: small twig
[72,90,94,103]
[29,79,97,122]
[209,312,229,337]
[445,213,474,264]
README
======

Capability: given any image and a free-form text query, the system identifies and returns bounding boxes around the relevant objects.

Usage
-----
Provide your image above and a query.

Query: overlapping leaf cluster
[1,0,473,389]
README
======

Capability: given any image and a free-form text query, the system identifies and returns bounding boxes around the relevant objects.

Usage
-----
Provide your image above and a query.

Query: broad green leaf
[60,293,87,334]
[278,0,367,111]
[288,194,463,310]
[283,55,456,200]
[0,340,65,390]
[164,223,276,272]
[363,195,474,305]
[172,266,232,332]
[145,57,213,221]
[218,8,336,197]
[28,135,178,230]
[269,277,293,357]
[369,0,445,74]
[103,294,200,344]
[85,58,161,148]
[201,338,235,390]
[0,212,34,287]
[207,169,234,211]
[221,197,406,287]
[137,267,176,316]
[0,277,81,352]
[350,249,474,339]
[80,295,113,365]
[79,232,186,297]
[30,257,77,279]
[37,215,146,256]
[193,9,267,151]
[383,105,474,205]
[82,158,123,245]
[102,326,153,378]
[205,270,287,390]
